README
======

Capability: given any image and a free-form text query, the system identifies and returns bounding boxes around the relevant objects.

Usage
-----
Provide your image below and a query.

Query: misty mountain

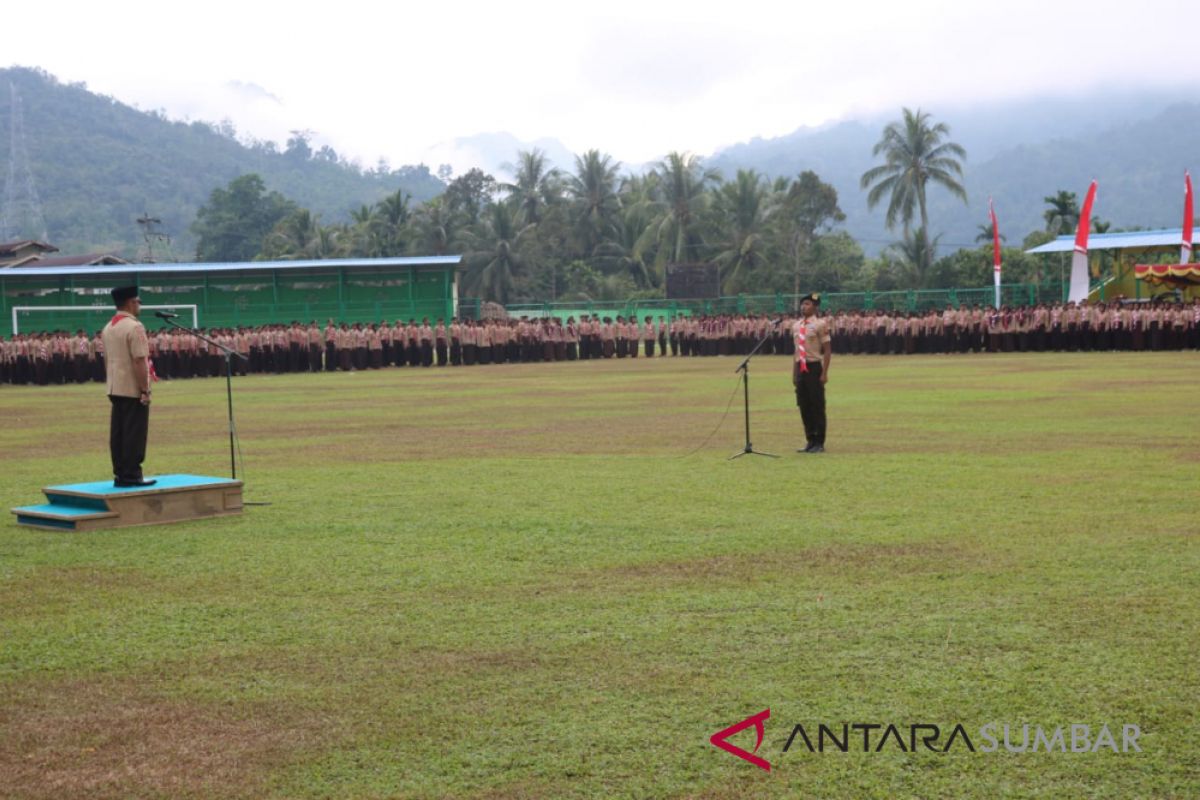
[0,67,445,258]
[709,88,1200,255]
[4,64,1198,264]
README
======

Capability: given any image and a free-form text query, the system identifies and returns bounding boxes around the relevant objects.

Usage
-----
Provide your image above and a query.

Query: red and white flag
[1183,171,1194,264]
[1068,180,1098,303]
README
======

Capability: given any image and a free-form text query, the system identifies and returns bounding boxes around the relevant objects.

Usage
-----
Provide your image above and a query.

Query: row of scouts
[827,300,1200,355]
[3,300,1198,385]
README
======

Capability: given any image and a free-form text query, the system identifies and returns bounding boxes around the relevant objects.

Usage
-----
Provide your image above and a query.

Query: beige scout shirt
[102,312,150,398]
[792,316,830,363]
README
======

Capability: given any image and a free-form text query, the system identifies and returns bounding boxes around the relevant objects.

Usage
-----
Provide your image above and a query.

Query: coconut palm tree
[860,108,967,236]
[567,149,623,261]
[711,169,771,293]
[500,149,561,226]
[648,151,719,264]
[975,222,1005,244]
[464,201,534,304]
[372,190,412,256]
[264,209,322,259]
[1043,191,1080,235]
[889,227,941,289]
[414,198,461,256]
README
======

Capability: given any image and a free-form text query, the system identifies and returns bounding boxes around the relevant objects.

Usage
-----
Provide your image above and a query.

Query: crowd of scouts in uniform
[2,298,1198,385]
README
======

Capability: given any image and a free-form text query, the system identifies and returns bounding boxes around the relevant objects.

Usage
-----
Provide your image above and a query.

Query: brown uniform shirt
[101,312,150,397]
[792,317,830,363]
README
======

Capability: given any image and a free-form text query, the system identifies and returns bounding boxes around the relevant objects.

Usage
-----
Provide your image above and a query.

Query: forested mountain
[710,90,1200,254]
[3,64,1197,301]
[0,67,444,258]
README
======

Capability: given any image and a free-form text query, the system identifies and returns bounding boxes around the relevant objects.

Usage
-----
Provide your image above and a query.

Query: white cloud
[3,0,1196,171]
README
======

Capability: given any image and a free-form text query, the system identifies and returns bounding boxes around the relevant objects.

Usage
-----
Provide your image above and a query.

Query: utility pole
[136,213,173,263]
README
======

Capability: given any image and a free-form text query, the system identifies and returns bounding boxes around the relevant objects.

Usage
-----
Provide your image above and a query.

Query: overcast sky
[5,0,1195,173]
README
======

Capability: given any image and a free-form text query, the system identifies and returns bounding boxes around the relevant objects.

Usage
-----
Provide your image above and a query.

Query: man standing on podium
[793,293,831,454]
[102,286,156,487]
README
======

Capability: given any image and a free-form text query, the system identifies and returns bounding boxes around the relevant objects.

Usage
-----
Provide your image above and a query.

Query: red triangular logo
[710,708,771,771]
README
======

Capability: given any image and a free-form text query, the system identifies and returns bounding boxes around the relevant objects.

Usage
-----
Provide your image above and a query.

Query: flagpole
[1183,171,1194,265]
[989,199,1002,309]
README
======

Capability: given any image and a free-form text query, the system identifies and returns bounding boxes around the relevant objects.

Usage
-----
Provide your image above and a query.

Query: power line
[1,81,48,242]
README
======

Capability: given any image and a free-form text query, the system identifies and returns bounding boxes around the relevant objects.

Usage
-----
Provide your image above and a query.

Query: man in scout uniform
[102,286,155,487]
[792,292,831,454]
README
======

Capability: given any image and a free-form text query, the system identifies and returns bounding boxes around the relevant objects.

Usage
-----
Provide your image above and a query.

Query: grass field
[1,353,1197,799]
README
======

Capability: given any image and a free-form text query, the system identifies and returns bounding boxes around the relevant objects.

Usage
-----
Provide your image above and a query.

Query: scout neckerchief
[795,318,809,374]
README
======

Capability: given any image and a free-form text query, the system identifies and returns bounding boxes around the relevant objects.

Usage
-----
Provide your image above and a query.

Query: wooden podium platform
[11,475,243,531]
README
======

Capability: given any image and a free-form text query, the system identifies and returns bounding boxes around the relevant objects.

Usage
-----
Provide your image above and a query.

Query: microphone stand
[155,314,248,480]
[729,320,782,460]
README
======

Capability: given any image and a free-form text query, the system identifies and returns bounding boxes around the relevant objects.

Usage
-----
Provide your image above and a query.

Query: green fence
[6,272,1073,336]
[1,266,456,336]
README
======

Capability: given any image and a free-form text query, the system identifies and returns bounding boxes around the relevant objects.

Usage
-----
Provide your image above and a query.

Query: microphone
[154,311,180,320]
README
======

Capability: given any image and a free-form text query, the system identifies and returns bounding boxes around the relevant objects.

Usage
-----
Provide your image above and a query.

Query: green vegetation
[1,353,1196,798]
[0,67,444,258]
[5,66,1198,307]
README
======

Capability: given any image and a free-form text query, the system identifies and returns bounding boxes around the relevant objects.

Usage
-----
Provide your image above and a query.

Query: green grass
[1,353,1197,799]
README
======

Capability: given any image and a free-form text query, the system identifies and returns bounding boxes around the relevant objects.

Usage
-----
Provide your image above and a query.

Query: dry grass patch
[0,676,321,800]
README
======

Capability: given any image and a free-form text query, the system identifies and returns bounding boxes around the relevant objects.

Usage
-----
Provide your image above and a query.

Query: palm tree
[1043,191,1080,235]
[264,209,322,259]
[711,169,771,293]
[464,201,533,304]
[373,190,412,256]
[414,198,460,256]
[567,150,623,261]
[648,151,719,264]
[860,108,967,236]
[594,202,657,288]
[889,228,941,289]
[500,149,560,226]
[975,223,1005,244]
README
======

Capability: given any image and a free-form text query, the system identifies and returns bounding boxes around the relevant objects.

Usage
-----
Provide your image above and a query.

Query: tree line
[191,109,1132,304]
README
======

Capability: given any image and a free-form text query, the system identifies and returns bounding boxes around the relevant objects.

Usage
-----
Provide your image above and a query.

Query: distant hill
[709,89,1200,255]
[0,67,445,259]
[4,65,1199,263]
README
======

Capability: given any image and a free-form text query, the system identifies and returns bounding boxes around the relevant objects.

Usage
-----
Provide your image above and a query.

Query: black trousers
[109,395,149,482]
[794,361,826,447]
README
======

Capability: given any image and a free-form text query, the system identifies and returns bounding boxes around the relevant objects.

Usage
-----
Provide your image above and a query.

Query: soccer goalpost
[12,305,199,334]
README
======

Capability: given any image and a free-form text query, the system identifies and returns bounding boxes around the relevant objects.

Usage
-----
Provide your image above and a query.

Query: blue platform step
[12,474,243,531]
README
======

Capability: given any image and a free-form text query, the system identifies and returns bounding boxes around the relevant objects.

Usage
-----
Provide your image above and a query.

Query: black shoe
[114,478,157,488]
[809,445,825,454]
[797,443,815,453]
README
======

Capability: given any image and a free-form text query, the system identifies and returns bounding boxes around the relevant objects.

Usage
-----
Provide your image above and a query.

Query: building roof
[0,254,463,279]
[5,253,131,268]
[1025,228,1198,254]
[0,239,59,255]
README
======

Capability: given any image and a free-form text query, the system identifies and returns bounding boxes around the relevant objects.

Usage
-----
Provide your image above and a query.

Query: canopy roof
[1025,228,1198,255]
[1133,263,1200,287]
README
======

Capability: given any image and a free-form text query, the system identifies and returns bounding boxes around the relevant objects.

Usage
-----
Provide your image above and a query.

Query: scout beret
[110,285,139,306]
[801,292,821,306]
